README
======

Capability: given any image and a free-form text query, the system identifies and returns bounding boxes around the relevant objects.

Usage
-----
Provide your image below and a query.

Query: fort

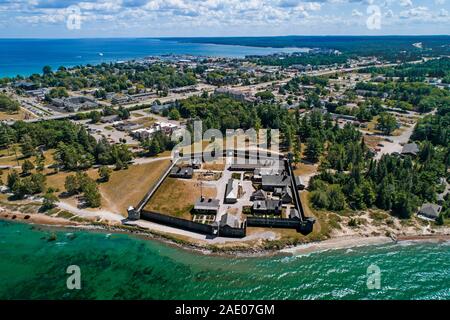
[127,150,315,238]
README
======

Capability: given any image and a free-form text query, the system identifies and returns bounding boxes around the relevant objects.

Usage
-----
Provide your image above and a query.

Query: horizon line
[0,34,449,40]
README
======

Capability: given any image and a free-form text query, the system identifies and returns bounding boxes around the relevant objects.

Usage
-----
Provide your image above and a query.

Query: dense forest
[355,81,449,113]
[0,93,20,112]
[359,57,450,82]
[168,36,450,62]
[0,120,133,170]
[251,53,349,68]
[308,103,449,221]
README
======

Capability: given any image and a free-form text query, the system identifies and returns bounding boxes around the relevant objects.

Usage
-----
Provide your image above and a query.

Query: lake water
[0,220,448,300]
[0,38,303,77]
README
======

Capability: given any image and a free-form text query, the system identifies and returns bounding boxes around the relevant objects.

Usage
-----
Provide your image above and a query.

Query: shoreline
[2,212,449,258]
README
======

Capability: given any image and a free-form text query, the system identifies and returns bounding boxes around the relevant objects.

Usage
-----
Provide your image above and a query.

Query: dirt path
[57,201,124,222]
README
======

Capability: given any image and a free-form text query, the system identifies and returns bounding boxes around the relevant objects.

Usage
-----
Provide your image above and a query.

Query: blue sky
[0,0,448,38]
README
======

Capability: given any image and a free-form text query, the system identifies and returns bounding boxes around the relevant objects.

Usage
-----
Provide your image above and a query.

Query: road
[5,60,409,126]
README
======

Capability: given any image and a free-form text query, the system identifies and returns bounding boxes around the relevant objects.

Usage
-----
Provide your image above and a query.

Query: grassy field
[99,159,171,215]
[42,159,171,216]
[145,177,217,220]
[130,116,155,127]
[0,108,36,121]
[293,162,317,176]
[203,159,226,171]
[0,148,56,168]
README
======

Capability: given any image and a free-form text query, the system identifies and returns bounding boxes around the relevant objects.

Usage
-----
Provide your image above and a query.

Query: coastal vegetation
[8,62,197,94]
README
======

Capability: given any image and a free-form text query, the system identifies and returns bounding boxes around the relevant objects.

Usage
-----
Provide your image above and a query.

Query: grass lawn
[0,148,56,168]
[130,116,155,126]
[99,159,171,215]
[293,163,317,176]
[203,159,226,171]
[0,108,35,121]
[145,177,217,220]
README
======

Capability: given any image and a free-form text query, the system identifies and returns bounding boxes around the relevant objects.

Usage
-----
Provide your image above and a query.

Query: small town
[1,48,449,247]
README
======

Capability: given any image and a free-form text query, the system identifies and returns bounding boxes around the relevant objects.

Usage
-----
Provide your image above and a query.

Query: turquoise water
[0,220,449,300]
[0,38,302,77]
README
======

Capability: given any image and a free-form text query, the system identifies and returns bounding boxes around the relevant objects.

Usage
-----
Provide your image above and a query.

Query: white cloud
[385,9,394,17]
[399,0,413,7]
[399,6,430,19]
[438,8,448,16]
[352,9,363,16]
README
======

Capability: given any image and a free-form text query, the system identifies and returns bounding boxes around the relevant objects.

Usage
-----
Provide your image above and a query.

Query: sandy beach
[280,236,394,255]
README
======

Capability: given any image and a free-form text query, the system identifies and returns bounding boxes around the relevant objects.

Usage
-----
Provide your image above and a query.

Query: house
[101,115,119,123]
[401,143,419,157]
[281,188,293,204]
[252,168,281,182]
[417,203,442,221]
[169,166,193,179]
[151,102,172,114]
[111,94,130,105]
[214,87,246,102]
[114,122,141,132]
[252,199,282,215]
[250,189,267,201]
[13,81,37,90]
[132,127,158,140]
[224,178,242,204]
[26,88,49,100]
[213,213,246,238]
[52,96,98,112]
[261,174,290,191]
[193,197,220,215]
[295,176,305,190]
[289,208,301,220]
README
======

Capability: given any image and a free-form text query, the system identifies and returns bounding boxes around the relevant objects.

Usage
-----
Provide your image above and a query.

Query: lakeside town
[1,46,449,252]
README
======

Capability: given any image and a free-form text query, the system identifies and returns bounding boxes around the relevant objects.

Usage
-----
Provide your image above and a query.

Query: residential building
[169,166,194,179]
[417,203,442,221]
[401,143,419,157]
[252,199,283,215]
[193,197,220,215]
[225,178,242,204]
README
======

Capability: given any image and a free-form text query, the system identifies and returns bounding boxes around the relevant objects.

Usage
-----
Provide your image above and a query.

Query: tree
[117,106,130,120]
[42,191,58,211]
[89,111,102,123]
[20,134,34,158]
[35,153,45,172]
[168,108,181,120]
[7,170,20,190]
[310,190,329,209]
[255,90,275,101]
[98,165,112,182]
[148,138,161,156]
[83,182,101,208]
[0,94,20,112]
[305,137,323,163]
[42,65,52,75]
[64,175,80,195]
[21,159,35,175]
[377,112,397,135]
[327,185,346,211]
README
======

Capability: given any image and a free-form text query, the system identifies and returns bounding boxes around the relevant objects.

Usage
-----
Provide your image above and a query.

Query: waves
[0,220,449,300]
